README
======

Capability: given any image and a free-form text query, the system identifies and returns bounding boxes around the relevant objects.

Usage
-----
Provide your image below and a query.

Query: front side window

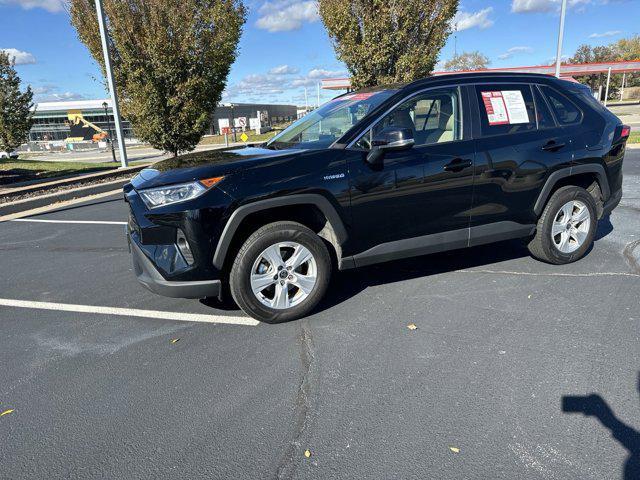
[475,84,536,136]
[355,88,462,150]
[540,86,582,125]
[266,89,398,150]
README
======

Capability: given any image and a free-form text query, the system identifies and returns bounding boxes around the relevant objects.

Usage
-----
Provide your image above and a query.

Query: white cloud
[255,0,319,32]
[589,30,622,38]
[452,7,494,31]
[268,64,299,75]
[498,46,534,60]
[223,66,347,101]
[511,0,590,13]
[32,84,56,95]
[0,0,66,13]
[1,48,36,65]
[292,68,346,87]
[34,91,86,102]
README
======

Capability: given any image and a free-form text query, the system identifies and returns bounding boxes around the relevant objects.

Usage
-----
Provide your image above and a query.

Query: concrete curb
[0,178,129,217]
[0,163,149,199]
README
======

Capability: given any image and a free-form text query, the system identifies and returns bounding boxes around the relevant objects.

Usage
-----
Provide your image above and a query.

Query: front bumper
[130,234,221,299]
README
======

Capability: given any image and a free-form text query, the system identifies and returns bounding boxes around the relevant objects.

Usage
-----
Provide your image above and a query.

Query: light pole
[95,0,128,167]
[102,101,117,163]
[229,104,237,142]
[554,0,568,78]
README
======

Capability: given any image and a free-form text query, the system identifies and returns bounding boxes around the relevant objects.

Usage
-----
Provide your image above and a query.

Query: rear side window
[540,86,582,125]
[475,84,536,136]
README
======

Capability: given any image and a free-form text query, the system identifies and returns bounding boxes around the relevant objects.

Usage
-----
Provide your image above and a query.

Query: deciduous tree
[318,0,459,89]
[69,0,246,155]
[443,51,489,72]
[0,51,34,153]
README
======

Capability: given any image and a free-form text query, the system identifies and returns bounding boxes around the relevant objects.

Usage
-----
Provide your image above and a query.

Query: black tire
[229,221,331,323]
[528,185,597,264]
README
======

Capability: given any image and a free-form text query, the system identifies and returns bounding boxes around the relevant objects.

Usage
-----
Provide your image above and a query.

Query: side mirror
[366,127,414,165]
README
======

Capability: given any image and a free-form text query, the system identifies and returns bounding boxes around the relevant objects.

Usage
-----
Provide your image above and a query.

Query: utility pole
[102,101,117,163]
[604,67,612,106]
[453,23,458,58]
[229,104,237,142]
[95,0,128,167]
[304,87,308,111]
[554,0,568,78]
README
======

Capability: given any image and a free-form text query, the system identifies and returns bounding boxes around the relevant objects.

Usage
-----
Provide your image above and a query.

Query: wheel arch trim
[534,164,610,216]
[212,193,348,270]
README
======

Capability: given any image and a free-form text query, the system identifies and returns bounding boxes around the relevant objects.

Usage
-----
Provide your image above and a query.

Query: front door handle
[542,140,566,152]
[444,158,472,172]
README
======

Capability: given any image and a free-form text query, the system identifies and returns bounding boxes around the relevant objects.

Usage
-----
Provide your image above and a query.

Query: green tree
[570,44,617,92]
[69,0,246,156]
[443,51,489,72]
[0,51,34,153]
[318,0,459,89]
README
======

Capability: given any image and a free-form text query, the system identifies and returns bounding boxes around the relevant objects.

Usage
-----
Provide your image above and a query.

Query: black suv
[125,72,629,322]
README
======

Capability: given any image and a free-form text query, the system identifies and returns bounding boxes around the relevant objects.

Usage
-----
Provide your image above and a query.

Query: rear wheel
[528,185,597,264]
[230,221,331,323]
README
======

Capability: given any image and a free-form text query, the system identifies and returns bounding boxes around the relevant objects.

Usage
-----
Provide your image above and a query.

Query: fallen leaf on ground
[528,294,532,299]
[407,323,418,330]
[1,409,14,417]
[304,449,311,458]
[449,446,460,453]
[170,338,180,344]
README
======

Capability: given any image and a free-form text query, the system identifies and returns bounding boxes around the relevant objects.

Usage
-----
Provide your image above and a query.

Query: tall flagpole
[95,0,128,167]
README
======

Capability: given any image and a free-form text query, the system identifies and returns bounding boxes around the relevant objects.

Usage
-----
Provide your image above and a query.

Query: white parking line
[9,219,127,225]
[0,298,259,326]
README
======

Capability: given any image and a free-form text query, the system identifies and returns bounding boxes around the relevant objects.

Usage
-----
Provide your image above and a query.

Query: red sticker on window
[481,91,509,125]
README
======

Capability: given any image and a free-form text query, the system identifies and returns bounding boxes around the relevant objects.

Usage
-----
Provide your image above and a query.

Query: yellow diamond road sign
[240,132,248,142]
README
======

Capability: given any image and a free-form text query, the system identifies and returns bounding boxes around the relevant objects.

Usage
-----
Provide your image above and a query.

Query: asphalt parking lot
[1,148,639,480]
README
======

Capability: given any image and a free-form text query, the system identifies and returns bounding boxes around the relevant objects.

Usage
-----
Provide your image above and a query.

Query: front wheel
[230,221,332,323]
[528,185,597,264]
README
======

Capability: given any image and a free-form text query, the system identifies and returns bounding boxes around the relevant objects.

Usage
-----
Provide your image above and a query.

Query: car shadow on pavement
[316,238,532,314]
[595,215,614,241]
[202,217,617,317]
[561,374,640,480]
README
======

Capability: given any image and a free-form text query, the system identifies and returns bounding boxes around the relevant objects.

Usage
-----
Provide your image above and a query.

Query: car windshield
[266,89,398,150]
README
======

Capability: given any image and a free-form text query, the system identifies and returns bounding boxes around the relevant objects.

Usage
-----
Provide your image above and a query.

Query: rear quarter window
[539,86,583,125]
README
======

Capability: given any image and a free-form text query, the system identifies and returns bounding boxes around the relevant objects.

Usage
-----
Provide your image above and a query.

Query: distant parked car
[0,150,19,159]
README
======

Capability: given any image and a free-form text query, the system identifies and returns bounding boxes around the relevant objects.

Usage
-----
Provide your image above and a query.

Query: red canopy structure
[321,60,640,90]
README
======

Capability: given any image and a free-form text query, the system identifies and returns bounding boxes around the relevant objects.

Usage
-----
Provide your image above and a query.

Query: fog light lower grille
[176,229,194,265]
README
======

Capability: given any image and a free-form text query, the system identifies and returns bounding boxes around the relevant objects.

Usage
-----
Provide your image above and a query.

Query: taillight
[621,125,631,139]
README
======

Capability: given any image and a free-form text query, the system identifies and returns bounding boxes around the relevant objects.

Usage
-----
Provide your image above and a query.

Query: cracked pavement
[0,147,639,479]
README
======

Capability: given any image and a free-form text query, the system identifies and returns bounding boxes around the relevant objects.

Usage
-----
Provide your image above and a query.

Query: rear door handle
[542,140,566,152]
[443,158,472,172]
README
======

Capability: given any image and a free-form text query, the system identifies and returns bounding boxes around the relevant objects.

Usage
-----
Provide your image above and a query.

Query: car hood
[130,146,303,191]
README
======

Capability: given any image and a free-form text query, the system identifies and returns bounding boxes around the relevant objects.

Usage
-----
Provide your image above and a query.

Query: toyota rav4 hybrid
[124,72,629,322]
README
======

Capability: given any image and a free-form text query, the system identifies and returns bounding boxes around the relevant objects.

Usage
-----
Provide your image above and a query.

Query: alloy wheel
[250,242,318,309]
[551,200,591,254]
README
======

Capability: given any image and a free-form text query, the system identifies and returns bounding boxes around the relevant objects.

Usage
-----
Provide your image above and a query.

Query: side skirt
[341,221,536,269]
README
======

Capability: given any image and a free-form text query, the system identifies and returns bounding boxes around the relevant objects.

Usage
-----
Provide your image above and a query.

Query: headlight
[139,177,223,209]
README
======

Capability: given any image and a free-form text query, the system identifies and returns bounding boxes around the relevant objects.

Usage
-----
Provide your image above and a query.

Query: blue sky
[1,0,638,106]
